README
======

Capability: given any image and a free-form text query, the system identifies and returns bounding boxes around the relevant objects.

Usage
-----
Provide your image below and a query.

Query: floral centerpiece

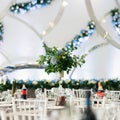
[36,44,86,76]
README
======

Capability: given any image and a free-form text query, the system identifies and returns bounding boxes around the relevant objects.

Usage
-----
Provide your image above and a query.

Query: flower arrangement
[37,44,86,74]
[0,22,4,41]
[0,79,120,92]
[65,20,96,50]
[110,8,120,35]
[10,0,53,14]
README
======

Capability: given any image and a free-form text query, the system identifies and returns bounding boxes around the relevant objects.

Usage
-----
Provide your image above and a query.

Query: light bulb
[62,1,68,7]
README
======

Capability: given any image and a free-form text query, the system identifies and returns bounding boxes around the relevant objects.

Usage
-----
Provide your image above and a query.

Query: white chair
[72,98,87,112]
[0,110,14,120]
[72,89,92,112]
[105,90,120,103]
[35,88,42,96]
[72,89,91,99]
[0,90,12,104]
[35,89,45,100]
[0,91,13,120]
[44,89,57,100]
[91,97,106,109]
[12,98,47,120]
[72,89,81,98]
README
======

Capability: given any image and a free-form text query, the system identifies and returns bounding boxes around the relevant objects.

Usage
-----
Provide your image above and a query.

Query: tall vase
[57,70,64,81]
[56,70,64,88]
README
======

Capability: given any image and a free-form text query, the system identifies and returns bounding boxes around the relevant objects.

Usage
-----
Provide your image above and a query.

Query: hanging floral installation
[65,20,96,50]
[9,0,53,14]
[110,8,120,35]
[0,22,4,41]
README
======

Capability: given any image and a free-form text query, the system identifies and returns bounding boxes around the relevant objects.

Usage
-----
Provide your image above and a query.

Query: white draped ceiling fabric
[0,0,120,80]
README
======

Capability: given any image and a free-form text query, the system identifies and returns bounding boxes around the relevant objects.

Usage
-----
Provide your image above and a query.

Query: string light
[49,22,55,27]
[42,31,46,36]
[62,1,68,7]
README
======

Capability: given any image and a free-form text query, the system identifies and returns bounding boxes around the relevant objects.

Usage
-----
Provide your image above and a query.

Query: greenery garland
[65,20,95,50]
[0,78,120,91]
[110,8,120,35]
[10,0,53,14]
[0,22,4,41]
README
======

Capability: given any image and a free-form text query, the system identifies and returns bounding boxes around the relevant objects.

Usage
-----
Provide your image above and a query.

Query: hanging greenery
[9,0,53,14]
[110,8,120,35]
[65,20,96,50]
[0,22,4,41]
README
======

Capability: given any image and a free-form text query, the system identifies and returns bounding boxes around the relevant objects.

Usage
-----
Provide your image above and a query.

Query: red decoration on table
[97,91,105,97]
[21,84,27,99]
[59,96,66,106]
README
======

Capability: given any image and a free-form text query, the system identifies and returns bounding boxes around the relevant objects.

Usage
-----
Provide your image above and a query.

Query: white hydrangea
[76,82,79,85]
[88,80,92,84]
[91,80,96,84]
[59,80,63,84]
[32,81,38,85]
[47,79,51,83]
[3,80,6,85]
[10,80,14,84]
[44,80,47,84]
[23,79,28,83]
[50,56,57,65]
[51,82,55,86]
[104,79,108,82]
[65,79,70,83]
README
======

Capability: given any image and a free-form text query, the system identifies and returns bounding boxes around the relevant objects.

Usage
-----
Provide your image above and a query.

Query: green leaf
[36,45,86,74]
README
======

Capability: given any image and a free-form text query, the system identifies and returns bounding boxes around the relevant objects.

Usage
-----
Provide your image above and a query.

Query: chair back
[0,110,13,120]
[92,97,105,109]
[72,89,91,98]
[44,89,57,100]
[12,98,47,120]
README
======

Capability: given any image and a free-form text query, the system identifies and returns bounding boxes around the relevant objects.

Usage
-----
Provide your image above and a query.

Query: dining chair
[1,110,14,120]
[12,98,47,120]
[73,98,87,112]
[44,89,57,101]
[72,89,91,99]
[91,97,106,109]
[105,90,120,103]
